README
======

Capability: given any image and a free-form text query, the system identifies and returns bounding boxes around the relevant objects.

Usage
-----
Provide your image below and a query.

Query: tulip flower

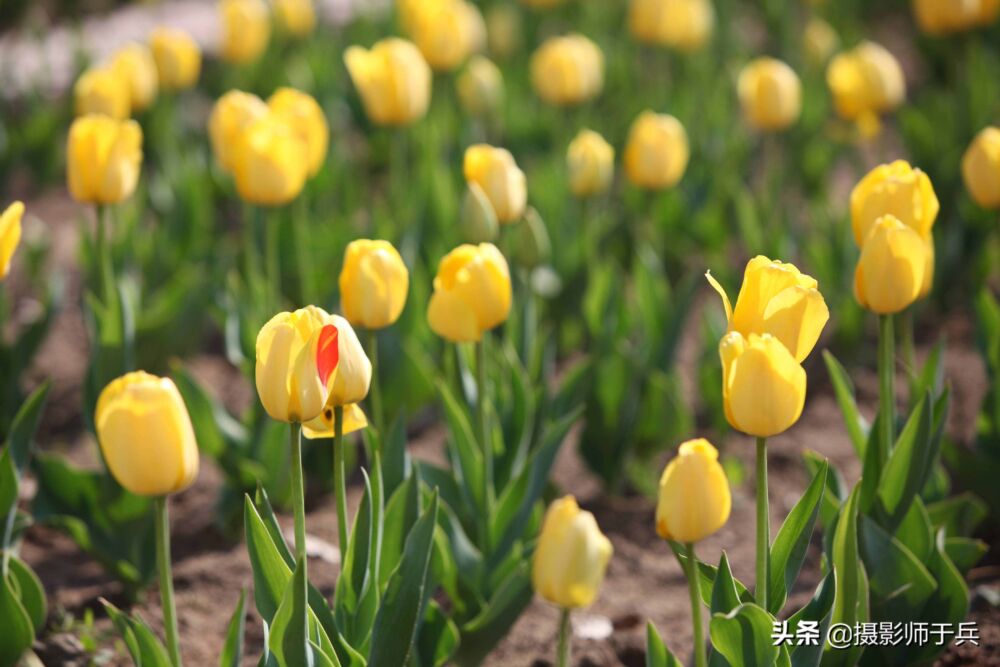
[339,239,409,331]
[567,129,615,198]
[530,34,605,107]
[67,115,143,205]
[344,38,432,126]
[219,0,271,64]
[706,256,829,364]
[149,27,201,91]
[850,160,939,246]
[463,145,527,223]
[913,0,999,35]
[456,56,504,118]
[826,41,905,129]
[233,112,309,206]
[854,215,929,316]
[74,67,130,119]
[272,0,317,37]
[111,43,159,113]
[737,57,802,132]
[427,243,512,343]
[624,111,690,190]
[804,18,838,66]
[96,370,199,666]
[485,4,522,59]
[208,90,269,173]
[0,201,24,281]
[460,183,500,243]
[408,0,485,72]
[532,495,612,666]
[962,126,1000,209]
[628,0,715,52]
[267,87,329,177]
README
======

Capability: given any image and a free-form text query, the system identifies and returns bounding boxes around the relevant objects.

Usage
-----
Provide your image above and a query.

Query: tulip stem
[556,608,571,667]
[683,542,707,667]
[333,406,348,563]
[878,314,895,465]
[367,328,384,440]
[154,497,182,667]
[477,336,493,557]
[289,423,307,566]
[755,436,769,612]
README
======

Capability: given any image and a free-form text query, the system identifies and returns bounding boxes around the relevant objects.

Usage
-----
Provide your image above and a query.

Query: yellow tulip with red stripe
[303,315,372,439]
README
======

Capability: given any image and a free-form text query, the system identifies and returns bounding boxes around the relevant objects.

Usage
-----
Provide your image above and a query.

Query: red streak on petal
[317,324,339,386]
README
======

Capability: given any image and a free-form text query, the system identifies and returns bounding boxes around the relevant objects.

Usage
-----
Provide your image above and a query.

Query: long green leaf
[768,461,827,614]
[219,589,246,667]
[646,621,682,667]
[709,603,778,667]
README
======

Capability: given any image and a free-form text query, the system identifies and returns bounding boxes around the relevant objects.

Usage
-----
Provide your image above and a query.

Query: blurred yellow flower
[913,0,999,35]
[623,110,689,190]
[456,56,504,117]
[962,126,1000,209]
[233,112,309,206]
[220,0,271,64]
[303,314,372,438]
[74,66,131,120]
[567,129,614,197]
[737,57,801,132]
[408,0,485,72]
[628,0,714,52]
[530,34,604,107]
[826,41,905,123]
[427,243,512,342]
[111,43,159,113]
[96,371,199,496]
[804,17,838,66]
[209,90,269,172]
[486,4,522,59]
[149,27,201,91]
[339,239,409,330]
[720,331,807,438]
[344,38,432,126]
[655,439,731,543]
[267,87,329,177]
[850,160,938,245]
[463,144,527,223]
[67,115,143,205]
[0,202,24,280]
[272,0,316,37]
[854,215,929,314]
[532,496,613,609]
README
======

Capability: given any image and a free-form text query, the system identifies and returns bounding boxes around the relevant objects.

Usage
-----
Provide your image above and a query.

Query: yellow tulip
[655,439,731,543]
[233,112,309,206]
[427,243,512,342]
[67,115,143,205]
[826,41,905,123]
[267,87,329,177]
[96,371,199,496]
[255,306,341,423]
[272,0,316,37]
[962,126,1000,209]
[339,239,409,330]
[530,34,604,107]
[463,144,527,223]
[737,57,802,132]
[720,331,807,438]
[409,0,485,72]
[623,110,689,190]
[0,202,24,280]
[74,67,130,119]
[112,43,159,113]
[486,4,522,59]
[567,129,614,197]
[209,90,269,173]
[344,38,432,126]
[707,256,829,364]
[532,496,613,609]
[302,315,372,438]
[628,0,714,52]
[220,0,271,64]
[850,160,939,245]
[854,215,929,315]
[456,56,504,117]
[913,0,999,35]
[804,18,838,66]
[149,27,201,91]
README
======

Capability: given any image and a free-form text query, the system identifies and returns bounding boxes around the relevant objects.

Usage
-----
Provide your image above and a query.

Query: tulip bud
[409,0,485,72]
[456,56,504,118]
[720,331,807,438]
[850,160,938,245]
[220,0,271,64]
[233,112,309,206]
[302,314,372,438]
[0,201,24,280]
[150,27,202,91]
[530,34,604,107]
[655,439,731,543]
[255,306,340,423]
[463,144,527,223]
[913,0,999,35]
[962,126,1000,209]
[339,239,410,330]
[96,371,199,496]
[624,110,689,190]
[427,243,512,342]
[209,90,269,173]
[567,129,614,198]
[486,4,522,59]
[532,496,613,609]
[267,87,329,177]
[67,115,143,205]
[74,67,131,120]
[826,41,905,123]
[272,0,316,37]
[112,43,159,113]
[707,256,829,363]
[460,183,500,243]
[737,57,802,132]
[804,17,838,66]
[512,207,551,268]
[344,38,432,126]
[628,0,714,52]
[854,215,929,314]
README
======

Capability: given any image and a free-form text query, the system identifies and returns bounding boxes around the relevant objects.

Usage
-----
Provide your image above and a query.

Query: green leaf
[335,471,374,644]
[802,450,842,529]
[876,392,941,531]
[253,486,295,569]
[0,451,17,531]
[244,494,293,622]
[673,548,753,608]
[709,603,778,667]
[101,599,173,667]
[926,493,987,537]
[416,599,460,667]
[4,383,50,472]
[768,461,827,615]
[822,352,867,456]
[943,537,987,574]
[219,589,246,667]
[821,485,868,667]
[171,366,244,462]
[0,570,34,667]
[268,557,310,667]
[452,562,533,667]
[710,552,741,615]
[786,574,835,667]
[6,555,46,632]
[858,517,936,623]
[646,621,682,667]
[438,381,484,514]
[379,476,420,588]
